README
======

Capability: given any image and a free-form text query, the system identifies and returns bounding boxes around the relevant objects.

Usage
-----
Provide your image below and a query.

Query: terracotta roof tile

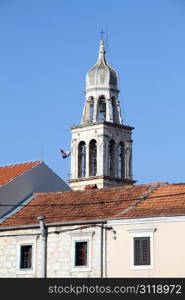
[121,183,185,219]
[3,182,185,227]
[0,183,162,227]
[0,161,42,186]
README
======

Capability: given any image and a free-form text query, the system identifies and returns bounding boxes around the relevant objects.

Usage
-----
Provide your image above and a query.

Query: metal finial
[100,29,105,41]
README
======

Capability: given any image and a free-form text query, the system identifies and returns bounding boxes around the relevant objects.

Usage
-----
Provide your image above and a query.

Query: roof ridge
[0,161,43,186]
[34,182,167,196]
[115,182,168,217]
[0,160,42,168]
[169,183,185,186]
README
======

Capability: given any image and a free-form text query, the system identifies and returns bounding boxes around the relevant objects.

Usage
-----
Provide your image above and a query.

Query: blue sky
[0,0,185,185]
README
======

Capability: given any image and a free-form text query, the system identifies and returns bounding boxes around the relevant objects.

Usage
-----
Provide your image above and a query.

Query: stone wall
[0,225,102,278]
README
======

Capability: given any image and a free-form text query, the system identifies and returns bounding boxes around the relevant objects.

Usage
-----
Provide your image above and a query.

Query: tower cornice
[84,87,119,94]
[71,121,134,131]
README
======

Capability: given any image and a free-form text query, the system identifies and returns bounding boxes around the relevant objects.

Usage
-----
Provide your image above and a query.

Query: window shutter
[134,238,141,265]
[142,237,150,265]
[134,237,150,266]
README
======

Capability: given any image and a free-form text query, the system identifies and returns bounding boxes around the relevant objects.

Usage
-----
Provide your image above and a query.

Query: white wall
[107,217,185,277]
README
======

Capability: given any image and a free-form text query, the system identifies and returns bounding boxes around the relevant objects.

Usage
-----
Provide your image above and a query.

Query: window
[134,237,150,266]
[78,141,86,178]
[89,139,97,176]
[20,245,32,269]
[71,233,92,272]
[16,238,36,274]
[98,97,106,121]
[108,140,115,176]
[118,142,125,178]
[128,229,155,270]
[75,241,88,267]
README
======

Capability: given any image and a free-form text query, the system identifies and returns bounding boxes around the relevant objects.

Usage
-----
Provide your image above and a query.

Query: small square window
[134,237,150,266]
[20,245,32,269]
[75,241,88,267]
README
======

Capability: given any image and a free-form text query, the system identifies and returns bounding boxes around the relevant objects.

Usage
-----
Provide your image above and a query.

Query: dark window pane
[89,140,97,176]
[118,143,125,178]
[108,140,115,176]
[134,237,150,266]
[75,242,87,266]
[78,142,86,178]
[20,245,32,269]
[98,97,106,121]
[90,100,94,123]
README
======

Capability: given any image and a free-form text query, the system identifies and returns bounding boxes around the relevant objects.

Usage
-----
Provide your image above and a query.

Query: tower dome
[86,40,118,90]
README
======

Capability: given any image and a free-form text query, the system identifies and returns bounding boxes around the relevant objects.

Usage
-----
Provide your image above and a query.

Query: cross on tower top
[100,29,105,41]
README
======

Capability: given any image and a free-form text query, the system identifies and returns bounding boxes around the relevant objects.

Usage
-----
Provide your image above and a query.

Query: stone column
[82,100,91,124]
[71,138,77,179]
[116,100,123,125]
[125,140,132,179]
[128,140,133,179]
[103,135,109,176]
[106,98,111,122]
[97,134,104,176]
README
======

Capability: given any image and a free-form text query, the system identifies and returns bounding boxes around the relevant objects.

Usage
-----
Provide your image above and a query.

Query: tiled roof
[0,182,165,227]
[0,161,42,186]
[2,182,185,228]
[122,183,185,219]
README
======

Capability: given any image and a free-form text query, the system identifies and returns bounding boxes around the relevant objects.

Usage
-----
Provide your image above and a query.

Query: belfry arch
[78,141,86,178]
[89,139,97,176]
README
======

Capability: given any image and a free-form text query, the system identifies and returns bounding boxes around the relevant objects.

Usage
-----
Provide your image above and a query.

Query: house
[0,182,185,277]
[0,160,70,220]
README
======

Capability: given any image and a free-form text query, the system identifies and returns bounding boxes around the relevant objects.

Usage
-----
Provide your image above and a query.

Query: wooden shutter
[142,237,150,265]
[134,237,150,265]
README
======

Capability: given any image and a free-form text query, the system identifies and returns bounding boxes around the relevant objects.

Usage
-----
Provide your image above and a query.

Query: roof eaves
[0,195,34,224]
[0,219,107,232]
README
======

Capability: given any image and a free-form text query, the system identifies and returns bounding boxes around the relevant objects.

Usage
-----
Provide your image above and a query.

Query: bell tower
[68,40,136,190]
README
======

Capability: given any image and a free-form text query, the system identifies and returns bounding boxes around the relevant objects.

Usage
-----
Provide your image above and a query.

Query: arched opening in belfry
[108,139,115,176]
[89,139,97,176]
[98,96,106,121]
[111,97,117,123]
[78,141,86,178]
[118,142,125,178]
[89,97,94,123]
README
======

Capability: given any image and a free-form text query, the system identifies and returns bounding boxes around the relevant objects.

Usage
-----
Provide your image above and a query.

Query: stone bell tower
[68,40,136,190]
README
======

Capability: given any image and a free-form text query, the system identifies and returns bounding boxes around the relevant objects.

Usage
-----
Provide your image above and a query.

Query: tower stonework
[68,40,136,190]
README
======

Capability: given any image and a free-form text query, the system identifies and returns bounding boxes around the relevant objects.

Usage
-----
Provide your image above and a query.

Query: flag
[60,149,71,159]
